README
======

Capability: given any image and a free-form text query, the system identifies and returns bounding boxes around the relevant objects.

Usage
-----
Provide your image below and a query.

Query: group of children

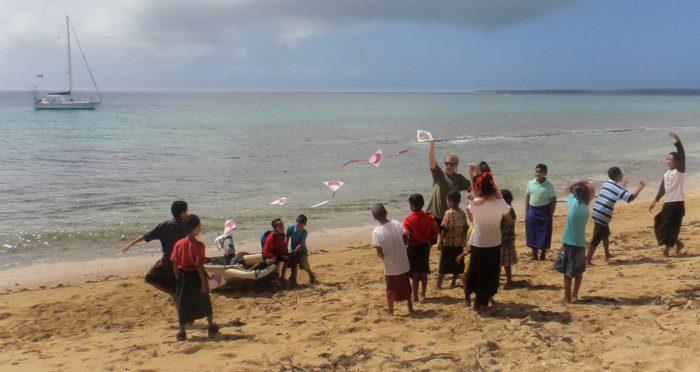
[261,214,317,288]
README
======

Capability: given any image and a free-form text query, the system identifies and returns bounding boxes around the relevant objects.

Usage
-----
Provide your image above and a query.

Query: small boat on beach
[204,254,278,289]
[33,16,101,110]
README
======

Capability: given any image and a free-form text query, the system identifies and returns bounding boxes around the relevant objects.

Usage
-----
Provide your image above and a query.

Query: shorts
[553,244,587,277]
[590,222,611,248]
[145,259,176,290]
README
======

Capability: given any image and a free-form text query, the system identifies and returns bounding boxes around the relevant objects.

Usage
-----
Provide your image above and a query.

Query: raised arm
[670,132,685,173]
[628,181,645,202]
[429,140,438,170]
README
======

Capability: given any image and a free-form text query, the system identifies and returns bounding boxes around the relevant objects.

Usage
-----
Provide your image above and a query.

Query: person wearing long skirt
[554,182,593,303]
[525,164,557,260]
[465,172,512,312]
[438,191,468,289]
[649,132,687,257]
[170,215,219,341]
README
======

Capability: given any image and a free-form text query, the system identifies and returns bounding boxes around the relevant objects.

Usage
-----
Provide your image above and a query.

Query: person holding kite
[426,139,471,223]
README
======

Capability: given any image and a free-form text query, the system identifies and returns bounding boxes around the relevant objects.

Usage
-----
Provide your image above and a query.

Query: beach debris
[340,149,382,169]
[311,200,330,208]
[270,197,288,206]
[475,346,487,371]
[324,180,344,197]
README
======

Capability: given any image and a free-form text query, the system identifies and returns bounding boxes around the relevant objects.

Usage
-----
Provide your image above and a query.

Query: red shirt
[403,210,439,247]
[263,232,287,260]
[170,237,206,271]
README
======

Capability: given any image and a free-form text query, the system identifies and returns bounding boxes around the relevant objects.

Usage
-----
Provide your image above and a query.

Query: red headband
[475,172,494,190]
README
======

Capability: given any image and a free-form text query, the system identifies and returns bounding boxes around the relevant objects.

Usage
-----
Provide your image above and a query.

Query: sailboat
[33,16,102,110]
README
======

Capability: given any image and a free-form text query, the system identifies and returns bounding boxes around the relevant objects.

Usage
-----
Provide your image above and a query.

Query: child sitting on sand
[554,182,593,303]
[403,194,439,302]
[170,215,219,341]
[438,190,468,289]
[285,215,317,286]
[500,189,518,289]
[372,204,414,315]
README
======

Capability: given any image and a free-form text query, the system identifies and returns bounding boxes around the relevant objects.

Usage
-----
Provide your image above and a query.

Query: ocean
[1,91,699,268]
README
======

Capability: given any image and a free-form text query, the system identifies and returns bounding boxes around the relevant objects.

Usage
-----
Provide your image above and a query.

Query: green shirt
[426,166,470,219]
[561,194,589,248]
[527,178,556,207]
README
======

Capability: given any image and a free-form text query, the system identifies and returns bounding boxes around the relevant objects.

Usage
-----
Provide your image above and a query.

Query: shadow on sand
[488,301,572,324]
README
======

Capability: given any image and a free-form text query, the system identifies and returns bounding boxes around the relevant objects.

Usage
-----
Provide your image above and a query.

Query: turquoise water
[1,91,699,267]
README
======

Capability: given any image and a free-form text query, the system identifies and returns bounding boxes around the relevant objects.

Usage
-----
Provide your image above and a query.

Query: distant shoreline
[474,88,700,96]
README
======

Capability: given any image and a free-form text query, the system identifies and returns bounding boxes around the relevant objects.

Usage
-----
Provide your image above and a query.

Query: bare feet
[563,296,572,304]
[420,295,427,303]
[663,246,671,257]
[503,281,514,290]
[676,240,685,254]
[604,254,612,261]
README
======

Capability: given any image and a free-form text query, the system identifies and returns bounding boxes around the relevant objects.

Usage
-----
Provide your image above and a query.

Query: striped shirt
[591,180,633,226]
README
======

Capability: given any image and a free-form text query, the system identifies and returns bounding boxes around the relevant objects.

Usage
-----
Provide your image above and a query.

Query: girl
[170,214,219,341]
[437,190,468,289]
[525,164,557,260]
[500,189,517,289]
[649,132,686,257]
[554,181,593,303]
[465,173,512,311]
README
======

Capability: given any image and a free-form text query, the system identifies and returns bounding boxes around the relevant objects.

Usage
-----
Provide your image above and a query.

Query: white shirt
[468,198,511,248]
[372,220,410,276]
[663,169,685,202]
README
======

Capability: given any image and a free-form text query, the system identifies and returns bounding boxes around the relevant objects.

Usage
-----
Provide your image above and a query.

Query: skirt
[526,204,553,250]
[500,239,518,267]
[553,244,586,278]
[465,246,501,306]
[175,270,213,326]
[407,243,430,274]
[439,246,465,274]
[145,259,176,290]
[654,201,685,246]
[385,272,412,302]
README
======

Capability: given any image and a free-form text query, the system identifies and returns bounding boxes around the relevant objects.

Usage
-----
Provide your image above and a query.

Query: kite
[324,180,344,197]
[311,200,330,208]
[269,197,288,206]
[340,149,383,169]
[394,130,434,156]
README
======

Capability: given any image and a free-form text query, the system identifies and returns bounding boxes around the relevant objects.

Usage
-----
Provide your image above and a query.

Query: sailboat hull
[34,101,100,110]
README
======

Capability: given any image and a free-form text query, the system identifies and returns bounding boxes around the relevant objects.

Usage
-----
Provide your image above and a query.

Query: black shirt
[143,219,187,261]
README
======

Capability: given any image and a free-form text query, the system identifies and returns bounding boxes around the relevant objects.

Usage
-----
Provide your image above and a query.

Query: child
[588,167,645,263]
[500,189,517,288]
[403,194,439,302]
[554,182,593,303]
[122,200,189,298]
[285,215,317,286]
[263,218,294,288]
[372,204,414,315]
[438,190,468,289]
[170,214,219,341]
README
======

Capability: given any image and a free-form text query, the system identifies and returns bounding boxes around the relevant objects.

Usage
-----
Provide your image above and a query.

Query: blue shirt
[286,224,307,253]
[591,180,633,226]
[561,194,589,248]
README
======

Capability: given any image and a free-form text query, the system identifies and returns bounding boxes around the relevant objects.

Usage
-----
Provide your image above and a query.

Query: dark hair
[607,167,622,181]
[446,190,461,206]
[408,194,424,210]
[296,214,307,224]
[572,182,591,205]
[372,204,388,220]
[669,151,679,162]
[183,214,201,233]
[535,164,548,174]
[171,200,188,219]
[473,172,497,197]
[501,189,514,206]
[271,218,283,228]
[478,161,491,174]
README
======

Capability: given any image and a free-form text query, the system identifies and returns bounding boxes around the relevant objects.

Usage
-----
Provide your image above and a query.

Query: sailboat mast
[66,15,72,94]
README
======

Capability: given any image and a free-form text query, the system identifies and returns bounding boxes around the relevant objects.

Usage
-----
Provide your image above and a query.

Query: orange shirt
[170,237,206,271]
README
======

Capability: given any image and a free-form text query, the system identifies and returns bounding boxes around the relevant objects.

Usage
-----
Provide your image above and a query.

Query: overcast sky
[1,0,699,91]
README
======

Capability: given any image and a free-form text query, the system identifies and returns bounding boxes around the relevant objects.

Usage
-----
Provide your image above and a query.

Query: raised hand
[669,132,680,141]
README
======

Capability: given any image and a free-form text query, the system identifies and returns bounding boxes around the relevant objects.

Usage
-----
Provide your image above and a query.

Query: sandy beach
[1,193,699,371]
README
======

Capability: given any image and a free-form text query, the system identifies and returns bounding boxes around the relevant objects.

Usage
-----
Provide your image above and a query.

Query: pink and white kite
[395,130,434,156]
[324,180,344,197]
[340,149,383,169]
[223,219,236,234]
[269,197,288,206]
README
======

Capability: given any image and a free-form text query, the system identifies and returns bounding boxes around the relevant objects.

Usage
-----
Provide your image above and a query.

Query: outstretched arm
[628,181,645,202]
[122,235,145,252]
[670,132,685,173]
[429,140,438,170]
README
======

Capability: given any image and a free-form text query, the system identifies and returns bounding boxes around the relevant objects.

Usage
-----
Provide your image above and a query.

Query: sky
[1,0,699,91]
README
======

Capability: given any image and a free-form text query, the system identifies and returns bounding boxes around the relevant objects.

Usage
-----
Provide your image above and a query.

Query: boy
[403,194,439,302]
[372,204,414,315]
[170,214,219,341]
[263,218,295,288]
[588,167,645,264]
[122,200,188,298]
[285,215,317,287]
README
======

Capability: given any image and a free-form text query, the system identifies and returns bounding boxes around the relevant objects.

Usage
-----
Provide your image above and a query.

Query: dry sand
[1,194,699,371]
